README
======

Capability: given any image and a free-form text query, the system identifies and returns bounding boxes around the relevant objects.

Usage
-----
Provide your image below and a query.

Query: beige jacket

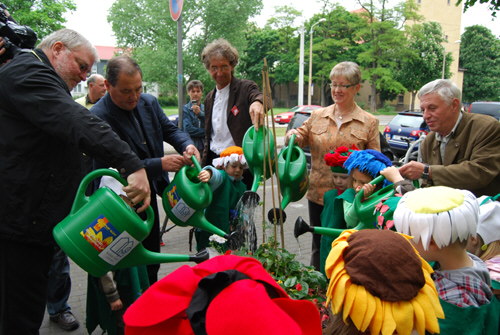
[295,104,380,204]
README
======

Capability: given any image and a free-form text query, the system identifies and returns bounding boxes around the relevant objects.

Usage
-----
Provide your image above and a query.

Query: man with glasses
[0,29,151,334]
[201,38,264,189]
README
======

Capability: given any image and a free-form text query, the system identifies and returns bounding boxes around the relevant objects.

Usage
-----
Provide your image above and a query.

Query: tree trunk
[410,91,416,111]
[370,83,377,113]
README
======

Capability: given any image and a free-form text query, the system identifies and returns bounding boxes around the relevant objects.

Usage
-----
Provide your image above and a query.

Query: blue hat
[344,149,392,180]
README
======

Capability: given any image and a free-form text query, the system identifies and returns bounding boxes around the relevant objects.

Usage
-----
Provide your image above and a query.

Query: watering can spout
[189,249,210,264]
[293,216,345,240]
[114,245,193,272]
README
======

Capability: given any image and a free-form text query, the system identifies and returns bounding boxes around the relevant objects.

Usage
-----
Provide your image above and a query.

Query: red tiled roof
[94,46,129,60]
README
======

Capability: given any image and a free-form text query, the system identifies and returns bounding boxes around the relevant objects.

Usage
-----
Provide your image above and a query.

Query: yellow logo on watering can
[167,185,180,208]
[80,215,139,266]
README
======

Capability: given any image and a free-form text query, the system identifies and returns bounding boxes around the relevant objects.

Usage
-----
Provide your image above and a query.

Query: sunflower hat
[212,146,248,169]
[393,186,478,251]
[325,229,444,335]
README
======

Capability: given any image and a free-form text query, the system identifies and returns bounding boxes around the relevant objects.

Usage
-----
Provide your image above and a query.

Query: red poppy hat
[124,255,321,335]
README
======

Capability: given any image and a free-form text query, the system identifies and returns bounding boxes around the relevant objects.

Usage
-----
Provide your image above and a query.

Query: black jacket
[0,49,144,246]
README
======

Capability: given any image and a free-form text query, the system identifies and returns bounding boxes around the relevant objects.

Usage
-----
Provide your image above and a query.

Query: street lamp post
[307,18,326,105]
[298,26,305,106]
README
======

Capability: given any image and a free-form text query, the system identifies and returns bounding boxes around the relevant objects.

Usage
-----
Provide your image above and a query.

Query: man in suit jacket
[399,79,499,197]
[91,55,199,283]
[200,38,264,189]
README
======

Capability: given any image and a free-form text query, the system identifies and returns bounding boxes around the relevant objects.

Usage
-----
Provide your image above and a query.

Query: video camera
[0,3,37,63]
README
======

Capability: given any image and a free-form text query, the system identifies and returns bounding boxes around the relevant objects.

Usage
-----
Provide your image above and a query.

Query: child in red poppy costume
[318,145,357,275]
[123,255,322,335]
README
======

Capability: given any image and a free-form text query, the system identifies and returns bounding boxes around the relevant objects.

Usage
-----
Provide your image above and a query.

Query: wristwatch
[422,164,430,180]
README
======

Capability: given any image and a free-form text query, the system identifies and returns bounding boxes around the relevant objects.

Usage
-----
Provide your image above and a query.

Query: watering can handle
[191,155,202,173]
[71,169,154,227]
[284,134,296,175]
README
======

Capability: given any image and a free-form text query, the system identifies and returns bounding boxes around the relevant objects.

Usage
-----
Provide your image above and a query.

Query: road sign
[169,0,183,21]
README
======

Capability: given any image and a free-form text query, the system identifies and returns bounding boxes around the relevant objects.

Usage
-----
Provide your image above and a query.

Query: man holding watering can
[91,55,200,285]
[0,29,151,335]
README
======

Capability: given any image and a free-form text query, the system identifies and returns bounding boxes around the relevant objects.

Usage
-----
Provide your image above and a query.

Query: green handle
[191,155,202,173]
[284,134,296,177]
[71,168,154,228]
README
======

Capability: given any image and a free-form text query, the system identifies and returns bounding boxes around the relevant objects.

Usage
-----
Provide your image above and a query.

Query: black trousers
[308,200,324,271]
[0,240,54,335]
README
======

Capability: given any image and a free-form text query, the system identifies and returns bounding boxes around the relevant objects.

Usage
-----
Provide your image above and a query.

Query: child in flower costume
[324,229,444,335]
[194,146,247,251]
[394,186,499,335]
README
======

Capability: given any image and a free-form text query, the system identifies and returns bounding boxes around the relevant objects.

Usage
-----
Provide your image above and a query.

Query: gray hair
[201,38,239,70]
[329,61,361,85]
[417,79,461,104]
[106,55,142,86]
[38,29,98,61]
[187,80,204,92]
[87,73,104,85]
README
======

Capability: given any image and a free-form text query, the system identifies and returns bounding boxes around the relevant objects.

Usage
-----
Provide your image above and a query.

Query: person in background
[75,73,107,108]
[91,55,199,284]
[182,79,205,153]
[201,38,264,190]
[0,28,150,335]
[286,61,380,270]
[399,79,500,197]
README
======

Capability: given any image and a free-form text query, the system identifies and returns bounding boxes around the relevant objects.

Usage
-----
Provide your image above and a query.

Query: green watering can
[268,134,309,224]
[294,175,412,240]
[162,156,230,240]
[53,169,208,278]
[242,126,276,194]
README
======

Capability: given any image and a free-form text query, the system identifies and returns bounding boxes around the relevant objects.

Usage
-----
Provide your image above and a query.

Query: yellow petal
[422,282,445,319]
[350,285,367,330]
[381,301,396,335]
[369,296,383,335]
[343,282,357,322]
[324,240,348,275]
[360,292,377,332]
[411,299,426,335]
[393,301,414,335]
[414,291,440,333]
[332,276,350,313]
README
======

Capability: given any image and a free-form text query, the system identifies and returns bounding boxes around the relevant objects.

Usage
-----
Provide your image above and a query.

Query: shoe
[160,240,165,247]
[50,310,80,331]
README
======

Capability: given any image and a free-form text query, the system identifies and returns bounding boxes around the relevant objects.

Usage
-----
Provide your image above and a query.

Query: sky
[63,0,499,47]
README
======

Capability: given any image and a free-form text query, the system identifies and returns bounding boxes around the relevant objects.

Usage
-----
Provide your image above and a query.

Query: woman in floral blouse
[286,61,380,270]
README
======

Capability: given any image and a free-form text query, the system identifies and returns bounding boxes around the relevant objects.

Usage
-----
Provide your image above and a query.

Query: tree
[354,0,421,112]
[108,0,263,97]
[396,22,451,110]
[304,6,366,106]
[456,0,500,16]
[459,25,500,102]
[3,0,76,40]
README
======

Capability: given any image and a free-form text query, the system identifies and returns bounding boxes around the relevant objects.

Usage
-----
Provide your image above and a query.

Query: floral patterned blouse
[294,103,380,205]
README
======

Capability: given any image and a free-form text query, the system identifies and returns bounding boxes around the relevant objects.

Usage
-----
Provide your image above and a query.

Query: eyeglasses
[209,65,231,73]
[329,83,357,89]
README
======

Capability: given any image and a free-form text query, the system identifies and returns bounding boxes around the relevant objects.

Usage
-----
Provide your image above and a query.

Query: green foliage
[108,0,263,95]
[354,0,420,111]
[246,238,327,301]
[456,0,500,16]
[459,25,500,102]
[3,0,76,40]
[396,22,451,99]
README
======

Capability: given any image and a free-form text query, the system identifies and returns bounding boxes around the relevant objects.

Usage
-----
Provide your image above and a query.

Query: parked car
[383,111,429,158]
[468,101,500,121]
[286,106,395,166]
[275,105,322,124]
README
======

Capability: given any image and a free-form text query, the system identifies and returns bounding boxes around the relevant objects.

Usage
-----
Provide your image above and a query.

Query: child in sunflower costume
[394,186,499,335]
[194,146,247,251]
[324,229,444,335]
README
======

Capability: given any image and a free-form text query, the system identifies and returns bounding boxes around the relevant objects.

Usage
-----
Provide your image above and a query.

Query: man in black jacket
[91,55,199,284]
[0,29,150,335]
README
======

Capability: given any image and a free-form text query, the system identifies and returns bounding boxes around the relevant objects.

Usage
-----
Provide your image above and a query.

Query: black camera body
[0,3,37,63]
